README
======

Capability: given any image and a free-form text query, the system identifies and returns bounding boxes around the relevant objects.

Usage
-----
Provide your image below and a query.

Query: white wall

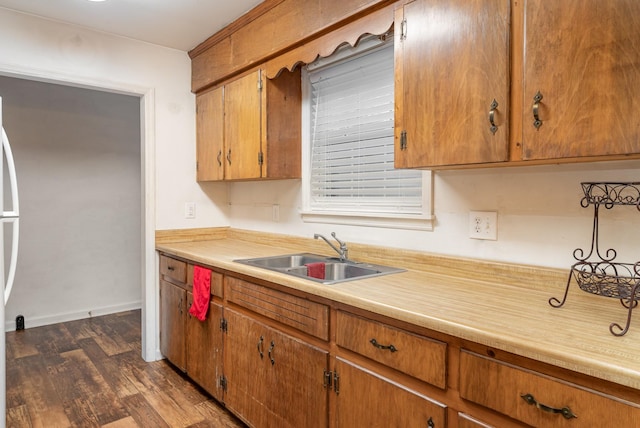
[0,7,229,360]
[0,76,142,328]
[227,159,640,270]
[0,7,229,231]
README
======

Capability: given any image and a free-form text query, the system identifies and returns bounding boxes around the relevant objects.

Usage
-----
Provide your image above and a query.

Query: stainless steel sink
[234,253,405,284]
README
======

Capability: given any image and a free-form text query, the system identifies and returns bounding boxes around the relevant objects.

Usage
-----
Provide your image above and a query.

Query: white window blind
[307,41,425,216]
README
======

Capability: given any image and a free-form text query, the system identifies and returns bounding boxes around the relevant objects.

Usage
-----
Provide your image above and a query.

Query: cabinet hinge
[323,370,340,394]
[258,69,263,91]
[400,130,407,150]
[220,318,228,333]
[219,375,227,391]
[401,18,407,40]
[258,151,264,166]
[323,369,332,389]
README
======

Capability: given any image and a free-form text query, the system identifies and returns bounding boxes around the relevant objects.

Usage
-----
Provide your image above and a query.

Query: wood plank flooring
[5,310,246,428]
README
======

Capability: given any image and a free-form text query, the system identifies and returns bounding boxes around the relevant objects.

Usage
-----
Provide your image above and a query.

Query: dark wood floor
[6,309,246,427]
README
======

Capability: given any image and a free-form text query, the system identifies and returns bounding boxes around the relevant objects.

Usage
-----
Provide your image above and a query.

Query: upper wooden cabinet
[196,86,224,181]
[521,0,640,160]
[394,0,510,168]
[196,68,301,181]
[395,0,640,169]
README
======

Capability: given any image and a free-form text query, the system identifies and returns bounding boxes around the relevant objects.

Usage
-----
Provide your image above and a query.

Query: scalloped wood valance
[264,3,395,79]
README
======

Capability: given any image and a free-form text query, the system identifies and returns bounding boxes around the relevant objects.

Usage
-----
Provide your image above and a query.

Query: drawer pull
[532,91,544,129]
[257,335,264,359]
[521,393,577,420]
[167,266,175,271]
[370,338,397,353]
[268,340,275,365]
[488,99,499,134]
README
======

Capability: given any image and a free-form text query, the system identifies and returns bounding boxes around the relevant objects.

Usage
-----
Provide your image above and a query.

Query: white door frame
[0,64,158,362]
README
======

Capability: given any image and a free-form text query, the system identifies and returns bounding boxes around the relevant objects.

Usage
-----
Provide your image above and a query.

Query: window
[301,36,433,230]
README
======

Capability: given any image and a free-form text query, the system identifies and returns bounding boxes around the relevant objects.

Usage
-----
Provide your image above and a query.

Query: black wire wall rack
[549,182,640,336]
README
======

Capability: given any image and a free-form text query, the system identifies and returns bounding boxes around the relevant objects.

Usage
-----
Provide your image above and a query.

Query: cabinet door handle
[217,150,222,167]
[268,340,275,365]
[370,338,397,353]
[427,417,435,427]
[521,393,577,419]
[532,91,544,129]
[488,99,499,134]
[226,149,232,165]
[257,335,264,359]
[178,298,183,315]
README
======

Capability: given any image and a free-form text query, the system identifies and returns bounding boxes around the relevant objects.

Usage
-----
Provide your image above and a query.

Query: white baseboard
[4,300,143,332]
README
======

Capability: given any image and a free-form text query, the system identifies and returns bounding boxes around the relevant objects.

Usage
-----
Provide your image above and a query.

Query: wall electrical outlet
[185,202,196,219]
[469,211,498,240]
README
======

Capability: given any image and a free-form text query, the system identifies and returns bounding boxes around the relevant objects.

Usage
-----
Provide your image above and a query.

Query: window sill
[300,211,434,231]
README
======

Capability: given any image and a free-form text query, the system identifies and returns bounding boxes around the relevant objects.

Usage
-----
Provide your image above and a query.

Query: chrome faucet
[314,232,349,261]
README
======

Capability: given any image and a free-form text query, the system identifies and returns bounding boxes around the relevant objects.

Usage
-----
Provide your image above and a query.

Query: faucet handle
[331,232,346,248]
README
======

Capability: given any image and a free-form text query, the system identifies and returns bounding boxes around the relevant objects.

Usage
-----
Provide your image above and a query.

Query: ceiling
[0,0,264,51]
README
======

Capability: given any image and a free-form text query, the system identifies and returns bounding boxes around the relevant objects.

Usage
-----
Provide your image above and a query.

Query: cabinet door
[395,0,509,168]
[159,280,186,371]
[186,293,224,402]
[522,0,640,160]
[334,357,447,428]
[224,309,329,428]
[196,87,224,181]
[225,70,262,180]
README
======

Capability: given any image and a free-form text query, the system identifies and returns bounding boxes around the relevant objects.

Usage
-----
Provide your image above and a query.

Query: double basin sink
[234,253,405,285]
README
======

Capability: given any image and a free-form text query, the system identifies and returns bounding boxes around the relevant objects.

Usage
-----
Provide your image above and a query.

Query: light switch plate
[185,202,196,219]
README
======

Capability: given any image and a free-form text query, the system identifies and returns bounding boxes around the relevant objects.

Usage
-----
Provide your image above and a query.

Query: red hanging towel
[189,265,211,321]
[305,262,326,280]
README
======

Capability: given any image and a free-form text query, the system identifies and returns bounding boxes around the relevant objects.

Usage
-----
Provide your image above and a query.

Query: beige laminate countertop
[156,231,640,392]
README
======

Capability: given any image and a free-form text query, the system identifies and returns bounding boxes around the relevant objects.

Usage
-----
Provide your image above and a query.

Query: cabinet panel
[159,255,187,284]
[186,293,223,401]
[224,308,329,428]
[334,357,447,428]
[457,413,494,428]
[225,70,262,180]
[459,350,640,427]
[226,276,329,340]
[159,279,186,371]
[522,0,640,160]
[196,87,224,181]
[336,311,446,388]
[395,0,509,168]
[262,68,301,179]
[187,265,223,298]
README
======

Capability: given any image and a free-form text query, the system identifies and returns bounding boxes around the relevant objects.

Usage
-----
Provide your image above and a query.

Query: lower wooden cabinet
[459,349,640,427]
[223,308,329,428]
[158,252,640,428]
[186,292,224,401]
[333,357,447,428]
[159,279,187,371]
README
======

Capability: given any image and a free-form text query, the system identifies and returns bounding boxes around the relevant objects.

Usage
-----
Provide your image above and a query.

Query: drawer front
[459,350,640,427]
[457,413,494,428]
[336,311,447,389]
[160,255,187,284]
[187,264,223,298]
[225,276,329,340]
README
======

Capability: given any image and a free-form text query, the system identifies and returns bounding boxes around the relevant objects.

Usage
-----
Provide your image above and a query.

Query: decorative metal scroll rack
[549,182,640,336]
